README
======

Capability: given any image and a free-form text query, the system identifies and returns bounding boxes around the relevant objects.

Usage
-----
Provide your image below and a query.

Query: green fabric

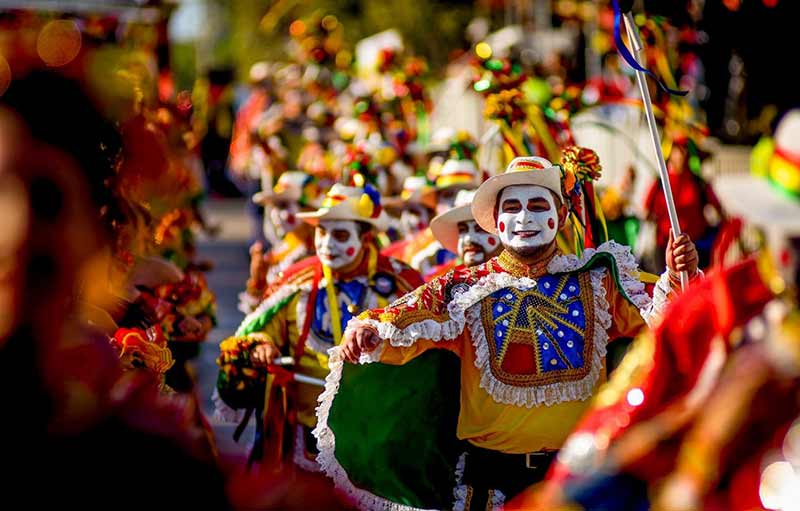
[606,217,640,252]
[562,248,641,308]
[328,350,463,510]
[235,291,298,336]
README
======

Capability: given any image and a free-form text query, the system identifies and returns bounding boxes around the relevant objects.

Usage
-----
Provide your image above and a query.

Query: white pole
[293,374,326,387]
[622,12,688,290]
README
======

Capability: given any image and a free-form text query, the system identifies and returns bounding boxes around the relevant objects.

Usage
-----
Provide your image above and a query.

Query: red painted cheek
[548,218,555,229]
[346,247,356,256]
[780,248,792,267]
[499,222,505,233]
[488,237,497,246]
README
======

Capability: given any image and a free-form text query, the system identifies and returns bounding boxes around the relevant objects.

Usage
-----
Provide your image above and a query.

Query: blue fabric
[435,248,456,266]
[312,280,368,345]
[486,273,588,375]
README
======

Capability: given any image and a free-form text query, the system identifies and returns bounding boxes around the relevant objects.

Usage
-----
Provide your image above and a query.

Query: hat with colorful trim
[384,175,438,211]
[434,158,480,191]
[297,183,390,231]
[252,171,321,208]
[472,156,563,234]
[715,109,800,235]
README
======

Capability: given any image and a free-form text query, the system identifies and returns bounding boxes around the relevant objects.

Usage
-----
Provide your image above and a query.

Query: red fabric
[229,89,269,174]
[547,258,774,486]
[644,168,721,249]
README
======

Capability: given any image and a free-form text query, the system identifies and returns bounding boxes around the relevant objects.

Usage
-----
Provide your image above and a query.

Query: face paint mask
[496,185,559,256]
[269,200,300,239]
[401,205,430,234]
[458,220,500,267]
[315,220,363,270]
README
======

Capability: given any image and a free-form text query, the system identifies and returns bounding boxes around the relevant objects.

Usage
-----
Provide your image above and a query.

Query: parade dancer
[315,150,699,510]
[217,184,423,472]
[240,171,320,313]
[427,189,503,277]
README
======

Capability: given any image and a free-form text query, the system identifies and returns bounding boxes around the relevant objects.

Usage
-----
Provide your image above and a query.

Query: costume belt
[465,443,559,472]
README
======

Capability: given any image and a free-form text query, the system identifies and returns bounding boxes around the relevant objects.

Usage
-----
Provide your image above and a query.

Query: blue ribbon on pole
[612,0,689,97]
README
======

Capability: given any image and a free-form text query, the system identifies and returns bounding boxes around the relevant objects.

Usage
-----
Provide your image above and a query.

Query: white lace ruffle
[211,387,246,424]
[293,424,322,473]
[465,267,611,408]
[452,451,504,511]
[266,243,307,284]
[452,453,467,511]
[313,347,440,511]
[237,291,262,315]
[351,272,538,347]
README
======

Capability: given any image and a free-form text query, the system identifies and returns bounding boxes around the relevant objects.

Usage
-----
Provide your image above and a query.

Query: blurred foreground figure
[522,110,800,511]
[0,71,228,509]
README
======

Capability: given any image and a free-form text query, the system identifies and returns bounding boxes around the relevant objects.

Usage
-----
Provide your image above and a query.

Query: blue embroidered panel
[485,273,589,378]
[312,280,368,345]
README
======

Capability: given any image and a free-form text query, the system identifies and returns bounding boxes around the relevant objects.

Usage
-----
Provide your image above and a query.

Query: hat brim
[252,190,301,206]
[713,174,800,234]
[471,169,564,234]
[297,203,390,232]
[430,205,473,253]
[383,189,438,212]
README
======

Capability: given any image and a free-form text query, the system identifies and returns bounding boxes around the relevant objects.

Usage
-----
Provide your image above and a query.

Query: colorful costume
[217,184,424,471]
[315,154,689,510]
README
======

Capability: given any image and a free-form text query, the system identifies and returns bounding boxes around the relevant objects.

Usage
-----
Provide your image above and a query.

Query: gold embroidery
[480,271,596,386]
[496,249,558,278]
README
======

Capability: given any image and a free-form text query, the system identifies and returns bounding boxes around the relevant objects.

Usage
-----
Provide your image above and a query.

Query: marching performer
[217,184,423,471]
[316,149,700,510]
[427,189,503,277]
[240,171,321,313]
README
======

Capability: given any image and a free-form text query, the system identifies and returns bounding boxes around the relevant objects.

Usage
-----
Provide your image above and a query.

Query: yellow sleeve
[245,300,290,350]
[604,273,647,341]
[377,335,463,366]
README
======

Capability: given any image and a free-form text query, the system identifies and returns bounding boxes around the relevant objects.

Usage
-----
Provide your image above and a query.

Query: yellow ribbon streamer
[321,263,343,346]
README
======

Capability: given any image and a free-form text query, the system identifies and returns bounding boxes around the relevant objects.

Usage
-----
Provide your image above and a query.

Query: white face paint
[457,220,501,267]
[400,204,430,235]
[496,185,559,256]
[268,200,300,239]
[315,220,363,270]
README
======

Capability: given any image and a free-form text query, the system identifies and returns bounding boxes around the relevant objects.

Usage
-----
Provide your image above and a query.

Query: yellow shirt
[362,248,652,453]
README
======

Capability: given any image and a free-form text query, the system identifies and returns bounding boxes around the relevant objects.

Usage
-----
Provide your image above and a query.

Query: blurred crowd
[3,2,800,511]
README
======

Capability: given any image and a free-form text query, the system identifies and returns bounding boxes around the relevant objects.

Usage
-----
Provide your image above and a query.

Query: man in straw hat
[400,144,483,277]
[427,188,503,277]
[315,150,699,510]
[216,183,423,473]
[240,171,320,313]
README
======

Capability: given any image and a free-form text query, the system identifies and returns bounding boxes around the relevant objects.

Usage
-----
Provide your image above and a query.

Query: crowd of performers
[4,5,800,511]
[213,10,800,511]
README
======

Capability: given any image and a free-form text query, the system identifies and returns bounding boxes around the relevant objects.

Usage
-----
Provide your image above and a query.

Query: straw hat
[715,110,800,235]
[430,189,477,253]
[472,156,564,234]
[384,175,438,211]
[434,158,480,191]
[252,171,320,208]
[297,183,390,231]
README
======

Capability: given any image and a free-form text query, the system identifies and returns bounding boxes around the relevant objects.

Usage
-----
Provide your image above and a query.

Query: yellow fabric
[376,273,646,453]
[246,293,329,429]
